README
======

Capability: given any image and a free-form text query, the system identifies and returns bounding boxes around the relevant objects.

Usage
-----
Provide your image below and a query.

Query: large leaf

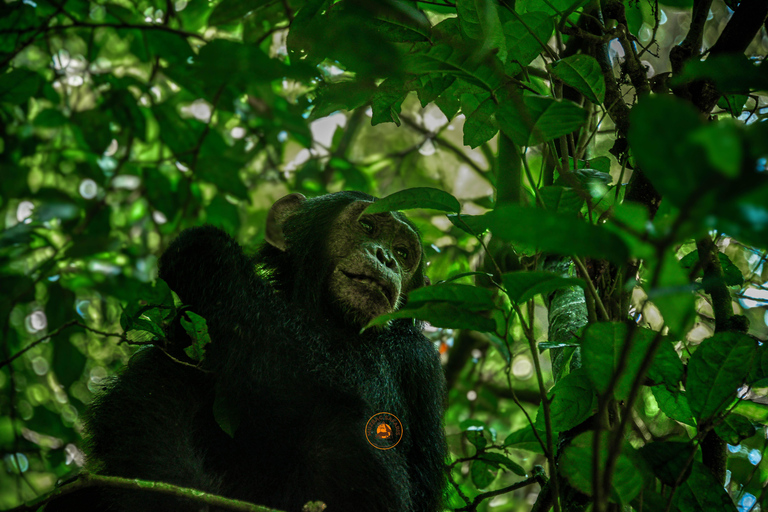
[462,94,498,148]
[452,204,629,264]
[645,250,697,337]
[406,283,496,310]
[687,332,757,421]
[404,44,504,92]
[673,462,739,512]
[365,187,461,213]
[498,95,587,146]
[582,323,682,401]
[0,69,42,104]
[535,369,597,433]
[560,431,650,504]
[673,53,768,94]
[502,271,585,304]
[502,11,554,73]
[457,0,506,62]
[365,302,497,332]
[639,441,694,486]
[551,54,606,104]
[539,186,584,215]
[714,413,756,445]
[651,385,695,426]
[628,95,713,207]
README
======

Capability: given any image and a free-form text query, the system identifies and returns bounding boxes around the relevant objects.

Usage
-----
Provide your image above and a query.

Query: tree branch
[8,473,281,512]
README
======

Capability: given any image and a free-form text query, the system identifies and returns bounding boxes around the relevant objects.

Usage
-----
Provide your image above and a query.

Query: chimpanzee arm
[158,225,257,318]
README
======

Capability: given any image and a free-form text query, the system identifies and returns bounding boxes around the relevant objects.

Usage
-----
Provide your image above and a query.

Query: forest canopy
[1,0,768,511]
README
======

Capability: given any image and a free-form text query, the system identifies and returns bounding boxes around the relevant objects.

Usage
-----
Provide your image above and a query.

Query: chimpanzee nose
[376,247,396,269]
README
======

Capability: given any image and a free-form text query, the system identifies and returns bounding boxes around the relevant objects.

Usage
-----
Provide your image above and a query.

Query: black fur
[70,192,446,511]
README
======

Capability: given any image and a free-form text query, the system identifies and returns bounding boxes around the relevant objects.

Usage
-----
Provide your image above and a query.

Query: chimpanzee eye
[395,247,409,260]
[359,219,374,233]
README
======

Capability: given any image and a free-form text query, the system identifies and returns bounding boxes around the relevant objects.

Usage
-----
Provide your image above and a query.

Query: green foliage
[181,311,211,362]
[1,0,767,511]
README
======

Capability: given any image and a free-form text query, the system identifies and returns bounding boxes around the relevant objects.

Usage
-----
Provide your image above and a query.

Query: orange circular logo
[365,412,403,450]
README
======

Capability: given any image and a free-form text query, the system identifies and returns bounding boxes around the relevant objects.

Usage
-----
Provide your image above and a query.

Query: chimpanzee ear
[266,193,306,251]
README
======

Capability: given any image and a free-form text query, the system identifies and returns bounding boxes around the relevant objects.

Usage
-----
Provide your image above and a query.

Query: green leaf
[647,338,685,389]
[582,322,683,395]
[502,12,554,72]
[416,74,456,108]
[583,323,649,400]
[733,400,768,423]
[714,413,756,445]
[195,157,249,200]
[688,119,743,178]
[673,461,739,512]
[503,425,546,454]
[476,452,526,476]
[679,250,744,287]
[462,94,498,149]
[551,54,605,104]
[535,369,596,432]
[0,69,42,104]
[498,95,587,146]
[646,250,696,337]
[206,195,241,235]
[470,459,495,488]
[651,385,695,426]
[713,178,768,251]
[312,80,377,119]
[365,302,497,332]
[687,332,757,421]
[181,312,212,363]
[144,30,194,65]
[195,39,290,91]
[539,186,584,215]
[466,428,488,449]
[406,283,496,310]
[371,78,407,126]
[453,204,629,264]
[365,187,461,213]
[208,0,268,26]
[560,431,650,504]
[748,343,768,386]
[639,441,694,486]
[502,270,585,304]
[354,0,431,43]
[628,95,712,207]
[404,44,504,92]
[34,108,68,127]
[291,7,403,78]
[153,102,205,157]
[457,0,484,39]
[457,0,506,62]
[673,54,768,94]
[718,94,748,116]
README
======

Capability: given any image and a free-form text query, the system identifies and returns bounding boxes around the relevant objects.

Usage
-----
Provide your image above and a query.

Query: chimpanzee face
[325,200,423,326]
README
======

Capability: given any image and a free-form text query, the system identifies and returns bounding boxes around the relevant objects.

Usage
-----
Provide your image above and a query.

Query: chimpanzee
[65,191,447,512]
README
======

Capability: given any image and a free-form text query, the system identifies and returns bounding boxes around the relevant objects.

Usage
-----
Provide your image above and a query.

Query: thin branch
[572,255,610,321]
[456,470,546,512]
[0,321,124,369]
[7,473,280,512]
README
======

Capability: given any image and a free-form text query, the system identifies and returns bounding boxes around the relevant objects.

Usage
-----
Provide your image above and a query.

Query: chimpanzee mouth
[341,270,394,307]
